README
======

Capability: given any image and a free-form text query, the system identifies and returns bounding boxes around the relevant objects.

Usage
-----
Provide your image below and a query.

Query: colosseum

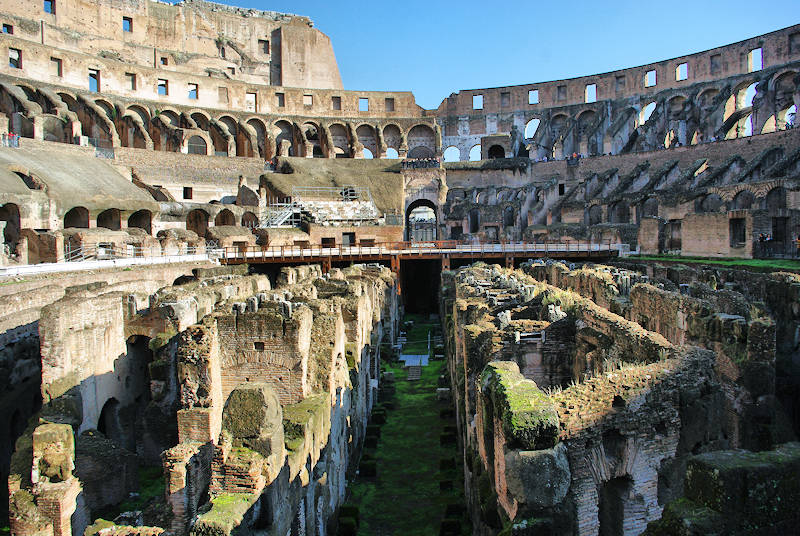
[0,1,799,535]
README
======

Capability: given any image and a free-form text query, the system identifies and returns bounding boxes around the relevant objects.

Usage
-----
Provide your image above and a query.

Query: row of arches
[63,207,153,234]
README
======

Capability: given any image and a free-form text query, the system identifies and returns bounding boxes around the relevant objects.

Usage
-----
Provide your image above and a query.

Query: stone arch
[469,145,481,161]
[405,198,437,241]
[64,206,89,228]
[215,209,235,226]
[586,204,603,225]
[328,123,350,157]
[187,135,208,155]
[97,397,124,446]
[0,202,20,252]
[187,209,209,237]
[356,124,378,158]
[667,95,687,118]
[241,211,258,228]
[766,186,787,211]
[639,102,657,126]
[697,87,720,111]
[247,117,269,159]
[698,193,724,213]
[128,210,152,234]
[524,118,540,139]
[407,124,435,157]
[732,190,755,210]
[302,121,323,158]
[443,146,460,162]
[608,201,630,223]
[639,198,659,221]
[273,120,295,156]
[382,124,402,152]
[97,208,121,230]
[487,145,505,159]
[503,205,515,228]
[126,104,150,126]
[94,99,117,122]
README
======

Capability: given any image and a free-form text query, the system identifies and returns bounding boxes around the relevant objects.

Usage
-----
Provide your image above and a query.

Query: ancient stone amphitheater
[1,1,799,535]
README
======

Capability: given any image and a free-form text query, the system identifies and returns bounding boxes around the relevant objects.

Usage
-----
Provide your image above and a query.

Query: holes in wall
[276,92,285,108]
[122,16,132,32]
[556,85,567,102]
[385,97,395,112]
[258,39,269,55]
[8,48,21,69]
[675,62,688,81]
[487,145,504,159]
[160,56,168,66]
[472,94,483,110]
[528,89,539,104]
[585,83,597,103]
[246,92,257,112]
[43,0,55,15]
[748,47,763,72]
[331,96,341,110]
[710,53,722,75]
[359,97,369,112]
[524,118,540,138]
[303,94,313,106]
[644,69,657,87]
[443,146,460,162]
[2,24,12,34]
[385,148,399,159]
[254,341,265,351]
[501,92,510,107]
[188,83,198,100]
[89,68,100,91]
[639,102,656,125]
[123,72,135,90]
[468,144,481,161]
[51,57,62,77]
[183,187,193,200]
[157,78,168,96]
[362,148,373,159]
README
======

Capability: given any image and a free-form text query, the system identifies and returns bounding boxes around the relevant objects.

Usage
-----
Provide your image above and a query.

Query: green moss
[149,328,177,351]
[192,493,257,536]
[630,255,800,274]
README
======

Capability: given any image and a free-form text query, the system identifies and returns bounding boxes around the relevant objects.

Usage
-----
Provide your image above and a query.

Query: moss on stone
[191,493,257,536]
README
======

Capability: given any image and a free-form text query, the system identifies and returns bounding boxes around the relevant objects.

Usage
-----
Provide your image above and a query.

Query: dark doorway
[406,199,437,242]
[598,476,633,536]
[400,259,441,313]
[488,145,505,159]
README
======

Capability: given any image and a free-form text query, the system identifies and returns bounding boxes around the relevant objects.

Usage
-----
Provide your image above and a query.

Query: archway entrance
[406,199,437,242]
[187,209,209,238]
[488,145,505,159]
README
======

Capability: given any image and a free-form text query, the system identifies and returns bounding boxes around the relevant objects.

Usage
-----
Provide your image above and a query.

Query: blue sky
[204,0,797,110]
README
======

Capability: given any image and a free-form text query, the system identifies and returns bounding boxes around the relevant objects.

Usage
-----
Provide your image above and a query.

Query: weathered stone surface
[504,442,570,509]
[221,383,284,461]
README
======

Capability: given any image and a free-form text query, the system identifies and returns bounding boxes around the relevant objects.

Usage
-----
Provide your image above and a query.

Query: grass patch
[629,255,800,273]
[401,314,437,355]
[347,357,468,536]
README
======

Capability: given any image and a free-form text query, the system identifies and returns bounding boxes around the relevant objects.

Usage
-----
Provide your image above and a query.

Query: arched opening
[468,145,481,161]
[64,206,89,229]
[385,147,399,159]
[362,148,374,159]
[766,187,787,211]
[488,145,505,159]
[382,124,402,156]
[186,209,209,237]
[639,198,659,221]
[609,201,630,224]
[214,209,235,227]
[356,124,378,158]
[503,206,515,228]
[302,121,321,158]
[328,123,349,158]
[639,102,656,126]
[241,211,258,228]
[586,205,603,226]
[128,210,152,235]
[443,146,460,162]
[0,203,21,252]
[732,190,754,210]
[406,199,437,242]
[407,124,435,158]
[187,135,207,155]
[97,398,123,445]
[698,194,724,213]
[598,476,634,536]
[97,208,121,230]
[274,120,295,156]
[408,146,434,159]
[524,118,540,139]
[469,208,480,234]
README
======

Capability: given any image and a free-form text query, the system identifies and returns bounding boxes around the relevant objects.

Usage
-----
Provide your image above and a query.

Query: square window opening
[9,48,21,69]
[258,39,269,55]
[748,47,763,72]
[183,187,193,200]
[644,69,657,87]
[528,89,539,104]
[385,97,395,112]
[43,0,54,15]
[557,85,567,101]
[501,92,510,107]
[303,94,313,106]
[157,79,168,96]
[245,92,258,112]
[160,56,168,66]
[51,57,62,77]
[228,66,235,75]
[359,97,369,112]
[331,96,341,110]
[472,94,483,110]
[585,83,597,103]
[321,237,335,247]
[218,87,228,103]
[676,62,688,81]
[2,24,12,34]
[558,183,565,196]
[276,92,285,108]
[254,341,265,351]
[188,83,198,100]
[126,72,136,90]
[122,17,132,32]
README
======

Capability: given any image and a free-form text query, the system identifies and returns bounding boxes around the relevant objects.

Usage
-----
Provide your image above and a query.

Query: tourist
[796,234,800,258]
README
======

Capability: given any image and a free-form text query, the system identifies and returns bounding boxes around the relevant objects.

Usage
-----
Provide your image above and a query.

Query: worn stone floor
[346,318,469,536]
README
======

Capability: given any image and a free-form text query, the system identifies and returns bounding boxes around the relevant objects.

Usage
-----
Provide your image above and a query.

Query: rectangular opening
[359,97,369,111]
[321,237,335,247]
[675,62,688,81]
[359,238,375,247]
[245,92,257,112]
[254,341,265,351]
[51,57,62,77]
[8,48,21,69]
[790,32,800,55]
[125,72,136,90]
[558,183,565,196]
[183,187,193,200]
[228,66,235,75]
[385,97,395,112]
[218,86,228,103]
[772,217,788,243]
[303,94,313,106]
[528,89,539,104]
[748,47,763,72]
[331,96,341,110]
[43,0,54,14]
[2,24,12,34]
[501,92,510,107]
[644,69,657,87]
[188,83,198,100]
[729,217,746,247]
[557,85,567,101]
[585,83,597,103]
[122,16,132,32]
[160,56,168,66]
[219,46,225,59]
[710,54,722,75]
[342,232,355,246]
[472,94,483,110]
[276,92,285,108]
[258,39,269,55]
[89,68,100,91]
[615,75,626,92]
[157,78,168,96]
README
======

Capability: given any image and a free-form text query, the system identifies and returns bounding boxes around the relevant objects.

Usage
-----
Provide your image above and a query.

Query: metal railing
[218,239,621,263]
[292,185,373,204]
[64,243,216,262]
